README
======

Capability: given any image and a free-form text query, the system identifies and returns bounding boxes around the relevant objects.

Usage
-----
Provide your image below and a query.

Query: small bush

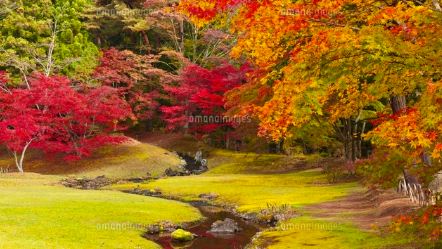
[391,205,442,247]
[322,159,358,183]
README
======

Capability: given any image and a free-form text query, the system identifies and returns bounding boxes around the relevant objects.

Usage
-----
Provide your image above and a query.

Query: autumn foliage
[175,2,442,241]
[0,73,133,172]
[94,48,181,120]
[161,63,250,135]
[392,205,442,243]
[179,0,442,177]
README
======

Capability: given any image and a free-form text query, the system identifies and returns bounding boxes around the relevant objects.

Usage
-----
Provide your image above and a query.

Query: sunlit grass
[71,143,181,179]
[253,216,410,249]
[0,144,411,249]
[110,148,410,249]
[205,149,322,174]
[0,142,182,179]
[112,169,359,212]
[0,174,202,249]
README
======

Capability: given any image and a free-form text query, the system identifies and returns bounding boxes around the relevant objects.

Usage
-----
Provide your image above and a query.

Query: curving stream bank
[61,176,265,249]
[144,201,262,249]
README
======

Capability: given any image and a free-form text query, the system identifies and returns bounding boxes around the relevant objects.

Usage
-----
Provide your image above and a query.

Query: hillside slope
[0,138,182,179]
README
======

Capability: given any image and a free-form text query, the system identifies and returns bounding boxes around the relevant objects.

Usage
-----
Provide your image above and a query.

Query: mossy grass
[112,169,359,212]
[252,216,411,249]
[111,150,411,249]
[0,142,182,179]
[0,173,202,249]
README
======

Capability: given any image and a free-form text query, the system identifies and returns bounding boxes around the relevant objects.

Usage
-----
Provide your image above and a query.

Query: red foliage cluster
[161,63,250,134]
[392,205,442,241]
[0,73,133,165]
[181,0,242,20]
[94,49,135,88]
[94,48,174,120]
[370,108,417,126]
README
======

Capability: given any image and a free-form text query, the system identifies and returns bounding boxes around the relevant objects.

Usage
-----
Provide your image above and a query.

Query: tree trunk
[12,139,33,173]
[141,31,151,53]
[96,36,102,47]
[335,118,367,162]
[336,119,350,161]
[302,140,308,154]
[13,152,23,173]
[279,139,285,154]
[390,96,407,114]
[180,19,185,53]
[351,120,356,161]
[45,19,58,76]
[358,121,366,158]
[347,119,352,160]
[192,26,198,62]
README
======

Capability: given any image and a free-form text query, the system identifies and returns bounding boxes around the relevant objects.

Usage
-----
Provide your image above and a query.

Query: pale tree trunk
[44,19,58,77]
[170,19,181,53]
[12,139,34,173]
[20,68,31,90]
[13,152,21,173]
[180,19,185,53]
[169,18,184,53]
[192,26,199,63]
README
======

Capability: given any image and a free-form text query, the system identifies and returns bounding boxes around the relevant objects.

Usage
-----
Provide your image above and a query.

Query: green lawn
[0,143,411,249]
[0,174,202,249]
[112,169,358,213]
[112,169,411,248]
[110,149,410,249]
[206,149,321,174]
[252,216,409,249]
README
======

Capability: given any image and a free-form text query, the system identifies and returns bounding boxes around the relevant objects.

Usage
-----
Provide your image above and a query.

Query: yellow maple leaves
[179,0,442,149]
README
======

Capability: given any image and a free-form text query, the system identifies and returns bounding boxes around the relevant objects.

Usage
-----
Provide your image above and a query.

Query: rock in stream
[209,218,242,233]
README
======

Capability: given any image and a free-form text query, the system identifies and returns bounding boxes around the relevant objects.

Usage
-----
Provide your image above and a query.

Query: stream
[144,202,262,249]
[60,177,263,249]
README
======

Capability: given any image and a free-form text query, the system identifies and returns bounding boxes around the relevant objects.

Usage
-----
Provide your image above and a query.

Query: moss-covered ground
[112,149,412,249]
[252,216,409,249]
[112,169,358,212]
[0,173,201,249]
[0,141,181,179]
[0,138,413,248]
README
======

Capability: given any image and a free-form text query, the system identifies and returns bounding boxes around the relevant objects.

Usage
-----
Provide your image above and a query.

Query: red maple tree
[93,48,180,121]
[161,63,250,135]
[0,73,134,172]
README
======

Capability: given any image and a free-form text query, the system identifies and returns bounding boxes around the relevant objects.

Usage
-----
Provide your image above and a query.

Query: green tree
[0,0,99,84]
[84,0,233,67]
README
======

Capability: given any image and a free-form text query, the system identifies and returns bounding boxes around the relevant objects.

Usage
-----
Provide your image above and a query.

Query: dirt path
[304,189,419,230]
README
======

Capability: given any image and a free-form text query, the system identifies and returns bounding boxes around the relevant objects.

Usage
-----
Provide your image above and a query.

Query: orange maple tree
[179,0,442,181]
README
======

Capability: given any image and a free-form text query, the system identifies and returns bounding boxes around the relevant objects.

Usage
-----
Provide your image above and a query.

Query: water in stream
[145,204,261,249]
